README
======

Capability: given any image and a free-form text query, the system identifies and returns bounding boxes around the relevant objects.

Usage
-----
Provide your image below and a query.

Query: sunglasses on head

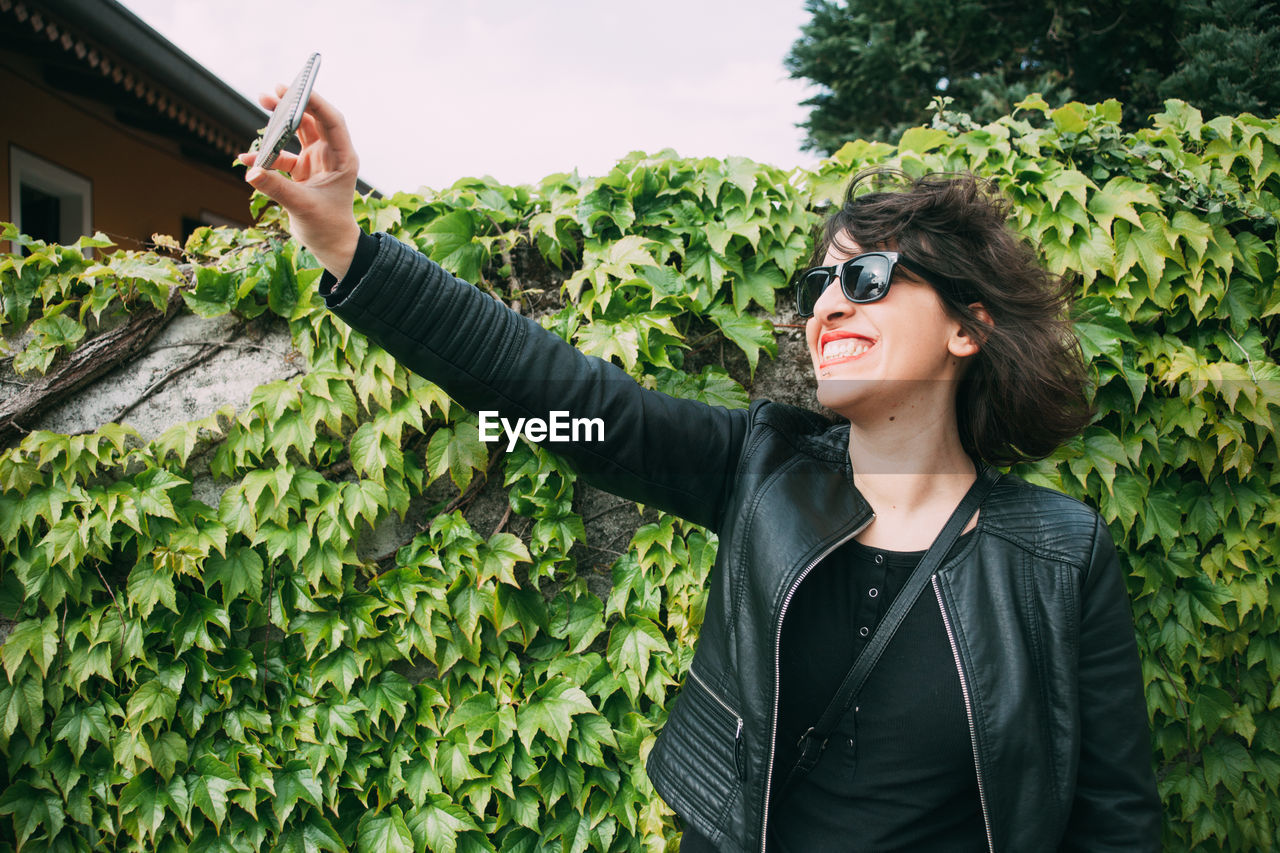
[792,251,971,317]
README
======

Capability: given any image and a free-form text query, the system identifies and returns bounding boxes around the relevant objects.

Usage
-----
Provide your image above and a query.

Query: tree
[786,0,1280,152]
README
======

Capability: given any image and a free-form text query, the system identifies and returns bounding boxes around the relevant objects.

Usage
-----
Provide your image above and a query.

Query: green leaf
[148,730,188,781]
[707,303,776,376]
[1073,302,1133,368]
[1066,430,1128,493]
[187,753,249,827]
[1115,213,1176,286]
[1203,739,1255,797]
[421,211,484,282]
[0,675,44,740]
[277,807,347,853]
[125,559,178,618]
[548,587,607,655]
[515,680,596,750]
[357,805,415,853]
[0,781,65,848]
[1041,168,1093,211]
[311,648,362,697]
[426,420,490,491]
[31,311,86,351]
[655,365,749,409]
[1050,102,1089,134]
[184,266,237,317]
[267,251,300,318]
[125,679,179,732]
[1,613,57,680]
[898,126,952,153]
[607,616,670,689]
[173,593,232,654]
[404,796,478,853]
[13,340,56,375]
[479,532,531,586]
[51,700,112,762]
[731,261,782,314]
[1087,177,1156,236]
[575,319,641,371]
[202,546,264,606]
[360,671,414,731]
[272,759,324,829]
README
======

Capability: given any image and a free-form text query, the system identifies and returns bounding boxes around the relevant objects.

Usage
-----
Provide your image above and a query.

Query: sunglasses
[792,251,970,317]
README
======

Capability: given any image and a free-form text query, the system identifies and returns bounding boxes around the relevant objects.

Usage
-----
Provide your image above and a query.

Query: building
[0,0,373,252]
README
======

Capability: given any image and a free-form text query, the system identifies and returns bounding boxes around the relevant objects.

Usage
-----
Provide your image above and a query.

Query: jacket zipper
[759,514,873,853]
[932,574,995,853]
[688,668,747,780]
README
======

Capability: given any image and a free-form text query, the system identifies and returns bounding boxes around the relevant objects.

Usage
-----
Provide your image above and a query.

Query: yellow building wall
[1,63,255,250]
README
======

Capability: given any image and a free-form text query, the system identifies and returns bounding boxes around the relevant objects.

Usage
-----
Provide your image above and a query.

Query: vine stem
[582,499,635,525]
[112,324,245,423]
[368,448,508,567]
[263,557,277,692]
[438,447,503,518]
[491,504,512,538]
[92,563,127,660]
[147,340,286,356]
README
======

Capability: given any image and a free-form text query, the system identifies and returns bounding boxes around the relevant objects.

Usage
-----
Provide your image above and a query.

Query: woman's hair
[811,168,1093,466]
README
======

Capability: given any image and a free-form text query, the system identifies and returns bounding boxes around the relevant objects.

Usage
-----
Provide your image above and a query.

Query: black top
[682,533,985,853]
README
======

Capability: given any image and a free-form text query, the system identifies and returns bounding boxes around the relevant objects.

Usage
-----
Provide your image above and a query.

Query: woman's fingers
[244,161,306,211]
[254,87,356,173]
[238,148,300,176]
[295,111,321,148]
[301,89,356,158]
[267,151,301,173]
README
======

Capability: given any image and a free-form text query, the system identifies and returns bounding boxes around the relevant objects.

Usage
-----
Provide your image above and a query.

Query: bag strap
[786,463,1001,784]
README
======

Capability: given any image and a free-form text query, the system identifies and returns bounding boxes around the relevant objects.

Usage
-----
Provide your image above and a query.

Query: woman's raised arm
[239,92,752,530]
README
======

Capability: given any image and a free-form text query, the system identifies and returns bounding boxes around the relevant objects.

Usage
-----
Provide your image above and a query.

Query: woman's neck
[846,411,979,549]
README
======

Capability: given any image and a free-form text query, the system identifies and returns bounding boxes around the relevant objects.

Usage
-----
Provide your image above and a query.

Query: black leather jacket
[323,233,1162,853]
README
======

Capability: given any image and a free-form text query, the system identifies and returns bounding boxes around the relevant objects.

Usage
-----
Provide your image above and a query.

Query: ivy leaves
[1,98,1279,850]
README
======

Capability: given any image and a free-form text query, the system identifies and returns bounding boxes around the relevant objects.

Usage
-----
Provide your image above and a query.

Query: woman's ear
[948,303,992,358]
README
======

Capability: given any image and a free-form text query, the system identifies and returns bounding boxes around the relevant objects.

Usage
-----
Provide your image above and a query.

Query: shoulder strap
[786,463,1001,783]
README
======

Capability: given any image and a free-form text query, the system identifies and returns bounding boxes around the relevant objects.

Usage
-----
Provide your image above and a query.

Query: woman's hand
[238,86,362,279]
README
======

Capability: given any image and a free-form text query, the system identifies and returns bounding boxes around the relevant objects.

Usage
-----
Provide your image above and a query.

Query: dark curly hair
[811,168,1093,466]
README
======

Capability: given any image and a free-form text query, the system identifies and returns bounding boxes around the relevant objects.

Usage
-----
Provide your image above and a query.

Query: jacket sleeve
[1059,515,1163,851]
[322,232,751,531]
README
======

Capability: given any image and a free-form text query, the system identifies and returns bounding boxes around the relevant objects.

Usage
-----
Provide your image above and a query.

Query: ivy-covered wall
[0,97,1277,851]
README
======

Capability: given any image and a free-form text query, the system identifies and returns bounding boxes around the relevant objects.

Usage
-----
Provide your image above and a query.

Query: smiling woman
[810,170,1095,467]
[241,90,1161,851]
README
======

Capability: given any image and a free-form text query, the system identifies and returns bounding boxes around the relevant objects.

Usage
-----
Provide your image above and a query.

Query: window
[9,146,92,250]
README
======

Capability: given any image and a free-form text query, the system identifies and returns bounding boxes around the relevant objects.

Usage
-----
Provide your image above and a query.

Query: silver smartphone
[254,52,321,169]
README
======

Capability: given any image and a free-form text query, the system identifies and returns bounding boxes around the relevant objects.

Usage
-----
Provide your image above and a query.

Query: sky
[117,0,825,195]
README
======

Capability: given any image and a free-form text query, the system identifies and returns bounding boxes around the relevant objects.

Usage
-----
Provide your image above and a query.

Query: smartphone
[254,52,321,169]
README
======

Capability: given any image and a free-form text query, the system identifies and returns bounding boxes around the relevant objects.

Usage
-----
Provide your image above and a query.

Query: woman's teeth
[822,338,872,361]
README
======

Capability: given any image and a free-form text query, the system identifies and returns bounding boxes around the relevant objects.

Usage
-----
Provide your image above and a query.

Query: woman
[241,88,1161,852]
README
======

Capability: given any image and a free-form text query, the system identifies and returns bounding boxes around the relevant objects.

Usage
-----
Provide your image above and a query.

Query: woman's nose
[812,275,856,322]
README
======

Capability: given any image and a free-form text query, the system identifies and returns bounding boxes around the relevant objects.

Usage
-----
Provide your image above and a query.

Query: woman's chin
[814,377,879,415]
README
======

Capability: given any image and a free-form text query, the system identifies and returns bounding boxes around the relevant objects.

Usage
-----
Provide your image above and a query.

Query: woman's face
[804,235,981,422]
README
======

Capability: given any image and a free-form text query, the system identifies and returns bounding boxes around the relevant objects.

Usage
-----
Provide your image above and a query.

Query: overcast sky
[117,0,825,194]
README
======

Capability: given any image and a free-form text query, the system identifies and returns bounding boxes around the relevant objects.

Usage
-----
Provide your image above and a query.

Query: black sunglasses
[792,251,971,317]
